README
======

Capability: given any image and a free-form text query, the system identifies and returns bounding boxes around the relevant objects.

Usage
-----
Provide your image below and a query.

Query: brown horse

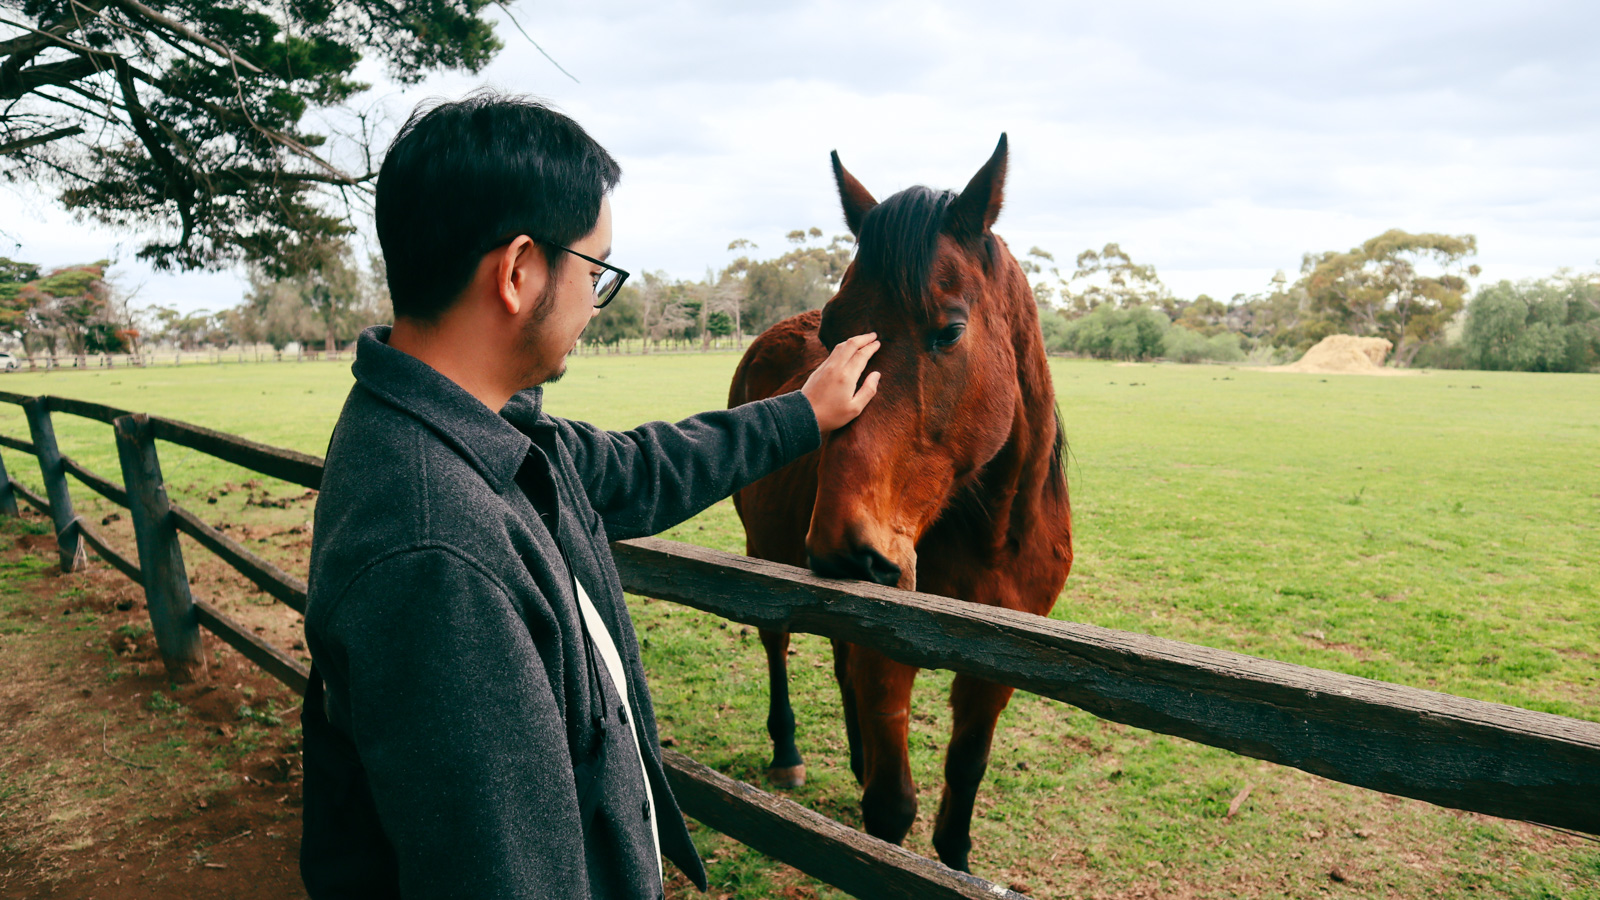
[728,135,1073,871]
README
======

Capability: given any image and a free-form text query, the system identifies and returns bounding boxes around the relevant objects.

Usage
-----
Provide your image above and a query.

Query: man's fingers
[842,340,880,381]
[854,370,882,408]
[835,332,877,360]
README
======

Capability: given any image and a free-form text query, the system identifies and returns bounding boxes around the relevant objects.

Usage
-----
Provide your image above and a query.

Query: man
[300,90,881,899]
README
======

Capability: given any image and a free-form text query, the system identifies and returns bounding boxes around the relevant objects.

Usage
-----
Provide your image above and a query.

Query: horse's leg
[931,673,1015,872]
[759,628,805,788]
[831,639,864,784]
[850,647,920,844]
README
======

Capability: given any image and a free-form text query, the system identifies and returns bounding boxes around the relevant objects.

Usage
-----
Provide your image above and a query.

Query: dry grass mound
[1274,335,1417,376]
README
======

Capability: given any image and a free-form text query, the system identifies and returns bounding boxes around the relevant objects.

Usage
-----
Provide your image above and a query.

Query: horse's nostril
[807,546,901,587]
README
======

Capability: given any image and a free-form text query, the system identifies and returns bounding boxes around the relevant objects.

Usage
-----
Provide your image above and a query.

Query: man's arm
[561,333,882,541]
[324,545,588,899]
[557,390,816,541]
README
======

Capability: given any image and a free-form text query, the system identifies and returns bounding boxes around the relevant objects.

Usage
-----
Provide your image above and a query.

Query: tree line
[0,239,389,359]
[1024,230,1599,372]
[3,227,1595,373]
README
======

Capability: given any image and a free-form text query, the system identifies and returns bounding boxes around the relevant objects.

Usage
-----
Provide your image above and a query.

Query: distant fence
[0,346,353,370]
[0,338,751,372]
[0,391,1596,900]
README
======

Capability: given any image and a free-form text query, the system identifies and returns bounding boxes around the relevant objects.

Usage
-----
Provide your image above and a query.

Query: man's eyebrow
[599,246,612,261]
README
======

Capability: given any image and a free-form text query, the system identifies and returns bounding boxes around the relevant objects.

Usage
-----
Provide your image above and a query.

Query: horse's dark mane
[1050,406,1069,498]
[855,185,957,304]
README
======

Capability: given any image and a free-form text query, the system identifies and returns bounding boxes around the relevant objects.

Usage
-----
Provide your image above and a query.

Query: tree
[1462,274,1600,372]
[736,230,852,334]
[302,241,364,353]
[146,305,224,349]
[0,257,43,346]
[229,242,387,351]
[1020,247,1059,308]
[0,259,131,358]
[1056,243,1170,316]
[1174,294,1227,336]
[703,270,746,349]
[587,283,642,350]
[1299,229,1480,366]
[1,1,503,276]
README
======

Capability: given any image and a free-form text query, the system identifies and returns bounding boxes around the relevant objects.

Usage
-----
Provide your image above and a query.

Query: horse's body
[729,136,1073,871]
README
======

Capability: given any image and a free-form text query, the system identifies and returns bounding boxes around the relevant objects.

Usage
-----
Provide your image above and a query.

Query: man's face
[520,196,612,385]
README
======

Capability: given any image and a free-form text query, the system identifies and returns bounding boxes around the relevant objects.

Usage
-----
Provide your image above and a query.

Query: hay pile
[1275,335,1412,375]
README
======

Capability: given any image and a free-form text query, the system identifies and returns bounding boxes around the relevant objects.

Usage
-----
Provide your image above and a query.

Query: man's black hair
[376,90,622,322]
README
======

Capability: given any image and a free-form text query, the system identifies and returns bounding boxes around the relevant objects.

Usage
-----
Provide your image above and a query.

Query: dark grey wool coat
[301,326,820,899]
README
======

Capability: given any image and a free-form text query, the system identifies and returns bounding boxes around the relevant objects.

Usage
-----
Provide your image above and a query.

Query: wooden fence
[0,390,1596,900]
[0,346,353,370]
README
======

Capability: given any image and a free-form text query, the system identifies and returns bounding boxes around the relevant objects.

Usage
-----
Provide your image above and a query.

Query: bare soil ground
[0,511,308,899]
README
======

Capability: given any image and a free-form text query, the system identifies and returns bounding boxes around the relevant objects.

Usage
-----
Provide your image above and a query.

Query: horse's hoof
[767,764,806,789]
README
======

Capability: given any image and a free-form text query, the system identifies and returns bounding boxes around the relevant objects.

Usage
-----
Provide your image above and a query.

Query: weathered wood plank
[76,520,142,583]
[61,456,130,508]
[170,504,308,614]
[114,414,206,682]
[0,448,17,516]
[0,433,36,454]
[192,597,309,696]
[614,538,1600,835]
[9,478,48,514]
[147,416,323,490]
[47,395,131,425]
[22,398,85,572]
[662,749,1027,900]
[0,390,31,406]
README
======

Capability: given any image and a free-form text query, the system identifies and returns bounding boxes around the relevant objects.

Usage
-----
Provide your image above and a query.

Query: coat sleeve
[556,390,821,541]
[324,545,589,900]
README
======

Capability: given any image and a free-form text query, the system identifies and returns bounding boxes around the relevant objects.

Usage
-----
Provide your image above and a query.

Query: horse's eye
[932,323,966,350]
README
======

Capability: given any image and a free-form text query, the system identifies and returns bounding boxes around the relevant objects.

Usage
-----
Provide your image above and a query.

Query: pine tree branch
[0,123,83,154]
[106,0,264,75]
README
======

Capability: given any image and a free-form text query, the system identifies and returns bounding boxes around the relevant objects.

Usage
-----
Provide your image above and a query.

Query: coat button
[642,800,651,821]
[617,705,628,725]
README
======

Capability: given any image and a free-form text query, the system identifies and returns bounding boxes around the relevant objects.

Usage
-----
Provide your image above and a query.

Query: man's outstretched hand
[802,332,882,435]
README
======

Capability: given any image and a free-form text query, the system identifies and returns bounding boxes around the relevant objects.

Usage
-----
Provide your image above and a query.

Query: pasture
[0,354,1596,898]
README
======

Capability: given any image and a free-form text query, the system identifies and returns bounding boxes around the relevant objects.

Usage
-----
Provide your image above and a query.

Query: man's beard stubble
[517,276,567,387]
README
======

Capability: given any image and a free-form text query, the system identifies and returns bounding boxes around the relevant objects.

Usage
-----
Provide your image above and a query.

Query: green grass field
[0,354,1596,898]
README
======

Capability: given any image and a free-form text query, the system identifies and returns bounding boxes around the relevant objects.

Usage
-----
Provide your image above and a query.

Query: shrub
[1163,326,1246,363]
[1038,307,1072,353]
[1411,341,1468,370]
[1462,277,1600,372]
[1051,304,1170,360]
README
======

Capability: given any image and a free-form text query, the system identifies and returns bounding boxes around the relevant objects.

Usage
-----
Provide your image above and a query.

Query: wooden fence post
[22,397,86,572]
[0,450,18,516]
[114,413,206,681]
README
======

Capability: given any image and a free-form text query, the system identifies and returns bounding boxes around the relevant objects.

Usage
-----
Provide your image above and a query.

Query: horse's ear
[831,150,878,238]
[946,133,1008,241]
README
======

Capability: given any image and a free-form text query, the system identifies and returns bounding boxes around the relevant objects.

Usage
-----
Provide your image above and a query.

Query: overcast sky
[4,0,1597,313]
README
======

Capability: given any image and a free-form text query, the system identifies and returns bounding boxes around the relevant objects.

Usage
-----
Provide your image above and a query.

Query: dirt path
[0,513,307,899]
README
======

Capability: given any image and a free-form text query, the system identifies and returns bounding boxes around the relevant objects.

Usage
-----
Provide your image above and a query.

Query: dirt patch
[0,513,307,899]
[1269,335,1420,376]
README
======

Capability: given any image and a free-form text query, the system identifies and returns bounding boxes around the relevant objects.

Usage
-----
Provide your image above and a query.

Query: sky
[3,0,1598,314]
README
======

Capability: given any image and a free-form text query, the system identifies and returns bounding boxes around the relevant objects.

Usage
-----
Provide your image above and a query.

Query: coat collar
[352,325,549,494]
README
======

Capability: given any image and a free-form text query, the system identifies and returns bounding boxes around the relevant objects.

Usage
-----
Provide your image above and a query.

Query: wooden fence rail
[2,389,1598,900]
[612,539,1600,835]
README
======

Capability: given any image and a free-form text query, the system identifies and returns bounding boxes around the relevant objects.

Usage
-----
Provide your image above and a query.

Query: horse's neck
[971,271,1068,553]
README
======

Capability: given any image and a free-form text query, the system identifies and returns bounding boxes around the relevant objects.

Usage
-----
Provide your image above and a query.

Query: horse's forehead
[845,238,974,318]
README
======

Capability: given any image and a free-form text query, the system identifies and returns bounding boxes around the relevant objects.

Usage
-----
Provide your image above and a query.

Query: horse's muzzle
[807,545,902,587]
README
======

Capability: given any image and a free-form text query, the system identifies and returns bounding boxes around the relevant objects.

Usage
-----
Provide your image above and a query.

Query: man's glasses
[482,235,630,309]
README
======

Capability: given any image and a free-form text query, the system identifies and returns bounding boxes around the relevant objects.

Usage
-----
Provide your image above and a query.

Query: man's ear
[496,236,545,316]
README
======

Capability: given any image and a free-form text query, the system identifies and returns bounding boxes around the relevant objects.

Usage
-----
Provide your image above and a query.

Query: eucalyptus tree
[1,0,504,276]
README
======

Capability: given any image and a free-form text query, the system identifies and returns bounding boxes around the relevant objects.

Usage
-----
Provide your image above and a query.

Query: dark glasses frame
[481,235,630,309]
